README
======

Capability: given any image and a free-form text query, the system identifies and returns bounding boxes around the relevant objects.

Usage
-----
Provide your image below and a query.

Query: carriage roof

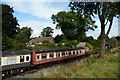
[33,47,85,53]
[2,50,31,57]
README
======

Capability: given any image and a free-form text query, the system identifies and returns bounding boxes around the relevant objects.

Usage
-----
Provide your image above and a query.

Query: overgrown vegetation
[35,47,119,78]
[25,40,79,50]
[86,43,93,50]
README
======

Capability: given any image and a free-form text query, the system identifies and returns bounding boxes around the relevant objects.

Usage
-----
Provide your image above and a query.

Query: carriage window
[66,52,69,56]
[73,51,75,55]
[49,53,54,58]
[69,51,71,55]
[26,56,29,61]
[37,55,39,59]
[80,50,81,53]
[58,52,60,57]
[76,51,78,54]
[20,56,24,62]
[42,54,47,59]
[56,53,58,57]
[62,52,65,56]
[7,56,16,64]
[56,52,60,57]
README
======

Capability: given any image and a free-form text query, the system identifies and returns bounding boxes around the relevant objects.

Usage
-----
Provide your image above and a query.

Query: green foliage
[26,40,79,50]
[81,36,100,51]
[2,36,14,50]
[2,4,19,50]
[2,4,19,38]
[25,47,33,50]
[2,4,33,50]
[69,2,119,25]
[66,40,79,48]
[90,40,100,51]
[54,34,66,43]
[18,27,33,40]
[86,43,93,50]
[115,36,120,41]
[51,11,97,41]
[44,43,57,49]
[58,40,79,48]
[108,44,117,49]
[110,37,117,42]
[12,40,25,50]
[41,27,54,37]
[43,40,50,44]
[83,36,94,43]
[31,43,59,50]
[11,27,33,50]
[65,42,73,48]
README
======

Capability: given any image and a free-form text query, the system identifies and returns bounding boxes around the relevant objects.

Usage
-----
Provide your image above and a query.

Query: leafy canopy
[2,4,33,50]
[2,4,19,50]
[41,27,54,37]
[17,27,33,40]
[51,11,97,41]
[69,2,119,35]
[2,4,19,38]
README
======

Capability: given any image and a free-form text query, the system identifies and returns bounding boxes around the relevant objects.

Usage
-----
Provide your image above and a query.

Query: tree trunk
[100,26,105,55]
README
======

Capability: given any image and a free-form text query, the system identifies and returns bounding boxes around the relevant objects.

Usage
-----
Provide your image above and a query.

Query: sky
[0,0,119,39]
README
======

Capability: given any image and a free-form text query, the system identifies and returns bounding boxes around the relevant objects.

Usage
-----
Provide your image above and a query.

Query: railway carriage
[32,47,85,65]
[1,50,31,76]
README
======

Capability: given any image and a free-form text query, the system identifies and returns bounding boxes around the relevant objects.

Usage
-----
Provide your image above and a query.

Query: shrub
[86,43,93,50]
[43,40,50,44]
[90,40,100,51]
[65,42,73,48]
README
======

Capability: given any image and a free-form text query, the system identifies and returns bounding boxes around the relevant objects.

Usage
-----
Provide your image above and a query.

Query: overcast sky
[1,0,119,39]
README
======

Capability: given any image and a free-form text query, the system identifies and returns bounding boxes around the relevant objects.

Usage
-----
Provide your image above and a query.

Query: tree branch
[97,3,102,23]
[105,19,109,26]
[106,16,113,37]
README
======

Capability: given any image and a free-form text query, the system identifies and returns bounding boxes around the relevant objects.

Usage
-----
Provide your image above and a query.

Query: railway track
[2,51,100,79]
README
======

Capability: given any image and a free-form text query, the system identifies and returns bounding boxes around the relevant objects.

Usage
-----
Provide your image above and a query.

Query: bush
[25,46,33,50]
[65,42,73,48]
[90,40,100,51]
[43,40,50,44]
[86,43,93,50]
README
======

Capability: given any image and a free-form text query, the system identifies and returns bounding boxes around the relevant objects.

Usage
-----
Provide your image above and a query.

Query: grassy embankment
[35,47,119,78]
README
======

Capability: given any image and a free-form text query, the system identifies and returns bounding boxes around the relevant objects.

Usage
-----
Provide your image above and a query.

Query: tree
[115,36,120,41]
[18,27,33,41]
[2,4,19,50]
[54,34,66,43]
[2,4,19,38]
[83,36,94,43]
[41,27,54,37]
[69,2,120,55]
[51,11,97,41]
[12,27,33,50]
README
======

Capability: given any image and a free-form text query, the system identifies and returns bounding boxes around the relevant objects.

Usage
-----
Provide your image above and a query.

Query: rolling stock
[0,47,91,77]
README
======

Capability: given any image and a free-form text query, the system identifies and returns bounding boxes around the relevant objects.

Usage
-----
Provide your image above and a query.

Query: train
[0,47,98,77]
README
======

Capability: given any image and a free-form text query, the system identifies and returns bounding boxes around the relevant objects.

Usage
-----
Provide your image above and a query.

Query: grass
[35,47,119,78]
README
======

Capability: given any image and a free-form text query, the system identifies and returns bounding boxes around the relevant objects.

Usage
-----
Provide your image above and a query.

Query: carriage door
[31,52,33,65]
[20,56,24,62]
